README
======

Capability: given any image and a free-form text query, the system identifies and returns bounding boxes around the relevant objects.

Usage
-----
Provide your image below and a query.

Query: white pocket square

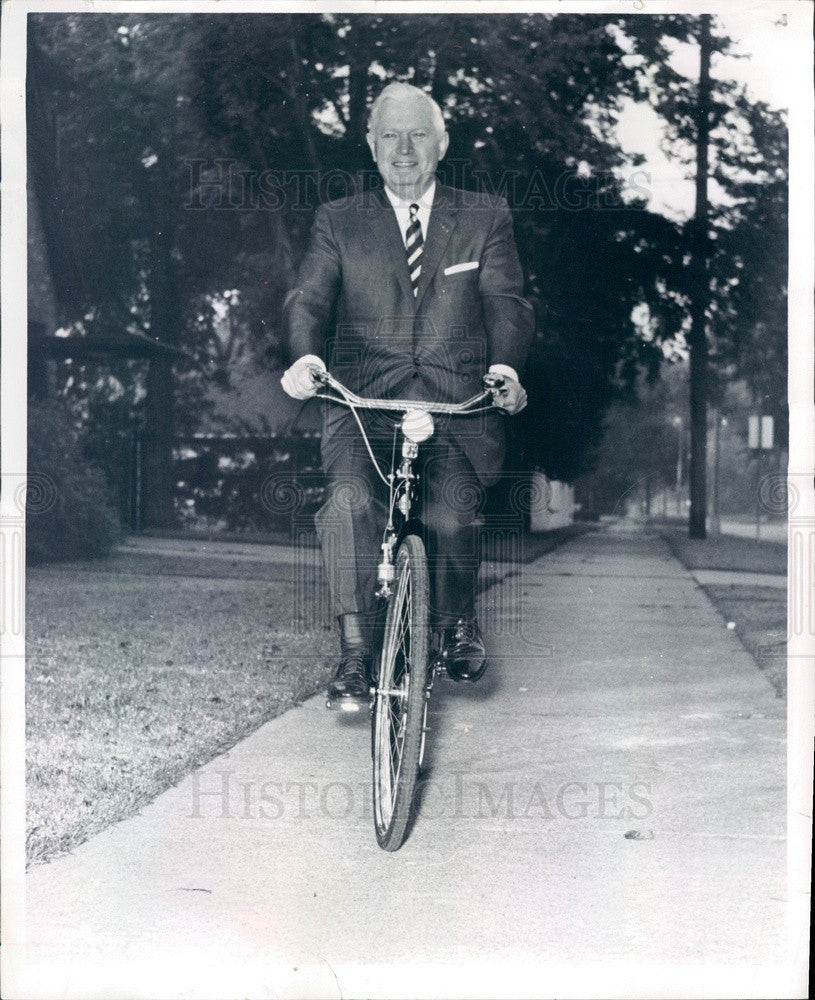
[444,261,479,275]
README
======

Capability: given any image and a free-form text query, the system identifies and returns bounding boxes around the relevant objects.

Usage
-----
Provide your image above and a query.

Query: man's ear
[438,130,450,160]
[366,133,377,160]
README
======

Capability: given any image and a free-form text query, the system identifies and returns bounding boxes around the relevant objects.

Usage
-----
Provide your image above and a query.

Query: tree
[577,361,688,517]
[622,13,787,535]
[710,98,788,446]
[29,14,283,524]
[30,15,196,525]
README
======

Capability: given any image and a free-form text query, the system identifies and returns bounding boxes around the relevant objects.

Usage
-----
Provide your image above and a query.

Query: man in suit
[281,82,533,705]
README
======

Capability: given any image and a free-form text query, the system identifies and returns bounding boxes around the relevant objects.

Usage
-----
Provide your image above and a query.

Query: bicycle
[311,368,506,851]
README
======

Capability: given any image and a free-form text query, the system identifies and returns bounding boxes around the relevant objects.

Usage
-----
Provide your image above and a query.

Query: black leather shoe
[440,618,487,682]
[327,653,371,705]
[327,613,372,707]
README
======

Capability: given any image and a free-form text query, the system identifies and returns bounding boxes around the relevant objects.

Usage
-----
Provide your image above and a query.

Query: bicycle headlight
[401,409,435,444]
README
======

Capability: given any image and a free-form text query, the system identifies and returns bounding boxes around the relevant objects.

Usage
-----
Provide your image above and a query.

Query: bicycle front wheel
[371,533,430,851]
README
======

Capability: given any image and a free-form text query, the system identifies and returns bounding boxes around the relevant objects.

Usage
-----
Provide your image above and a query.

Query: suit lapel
[414,184,458,309]
[363,184,460,311]
[364,188,415,307]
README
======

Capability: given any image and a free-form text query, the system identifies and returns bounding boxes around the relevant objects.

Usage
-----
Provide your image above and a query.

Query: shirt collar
[384,179,436,210]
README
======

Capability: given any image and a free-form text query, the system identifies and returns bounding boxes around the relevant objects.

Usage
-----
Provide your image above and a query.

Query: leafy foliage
[623,14,788,446]
[577,361,686,516]
[28,11,787,498]
[710,98,788,443]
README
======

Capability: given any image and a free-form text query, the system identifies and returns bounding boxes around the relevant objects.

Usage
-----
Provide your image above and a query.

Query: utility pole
[688,14,713,539]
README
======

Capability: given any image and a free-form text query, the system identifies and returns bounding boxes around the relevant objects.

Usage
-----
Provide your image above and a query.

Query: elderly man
[281,82,533,706]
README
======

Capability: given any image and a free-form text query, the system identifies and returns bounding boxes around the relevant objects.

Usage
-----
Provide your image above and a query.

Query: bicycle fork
[375,440,418,600]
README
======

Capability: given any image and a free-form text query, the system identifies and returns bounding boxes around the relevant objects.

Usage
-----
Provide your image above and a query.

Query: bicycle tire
[371,533,430,851]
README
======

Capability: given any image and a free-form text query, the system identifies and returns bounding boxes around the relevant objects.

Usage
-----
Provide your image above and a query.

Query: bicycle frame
[313,367,507,845]
[311,368,505,599]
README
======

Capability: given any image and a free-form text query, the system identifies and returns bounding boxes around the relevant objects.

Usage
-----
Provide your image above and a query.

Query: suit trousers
[314,420,483,628]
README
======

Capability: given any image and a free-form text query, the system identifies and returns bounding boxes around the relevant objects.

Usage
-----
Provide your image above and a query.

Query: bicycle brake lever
[482,372,508,399]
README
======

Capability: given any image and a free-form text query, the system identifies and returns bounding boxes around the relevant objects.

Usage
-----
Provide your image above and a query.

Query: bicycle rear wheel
[371,533,430,851]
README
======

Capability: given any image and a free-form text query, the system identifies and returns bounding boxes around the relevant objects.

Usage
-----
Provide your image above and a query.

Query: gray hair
[367,83,446,138]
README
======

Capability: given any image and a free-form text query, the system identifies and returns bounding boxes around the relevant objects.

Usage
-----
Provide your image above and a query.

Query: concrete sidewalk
[16,527,791,998]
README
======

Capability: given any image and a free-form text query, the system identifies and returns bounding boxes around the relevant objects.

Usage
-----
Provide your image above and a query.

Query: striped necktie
[405,203,423,298]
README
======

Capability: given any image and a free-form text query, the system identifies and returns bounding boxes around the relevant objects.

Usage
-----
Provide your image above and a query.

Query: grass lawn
[703,584,787,698]
[660,527,787,698]
[659,526,786,574]
[25,567,335,868]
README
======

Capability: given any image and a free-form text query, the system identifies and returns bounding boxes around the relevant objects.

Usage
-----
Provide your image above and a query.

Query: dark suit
[285,182,533,623]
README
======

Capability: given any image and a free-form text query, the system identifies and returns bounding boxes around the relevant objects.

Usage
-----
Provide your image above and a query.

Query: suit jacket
[284,183,534,485]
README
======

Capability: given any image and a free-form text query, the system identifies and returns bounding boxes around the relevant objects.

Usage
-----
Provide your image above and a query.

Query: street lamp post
[709,410,726,536]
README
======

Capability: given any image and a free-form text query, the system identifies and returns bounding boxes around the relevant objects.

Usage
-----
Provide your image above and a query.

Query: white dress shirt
[384,180,435,247]
[383,181,518,384]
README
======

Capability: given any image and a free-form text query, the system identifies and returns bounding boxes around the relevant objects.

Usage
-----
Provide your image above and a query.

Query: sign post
[748,414,775,540]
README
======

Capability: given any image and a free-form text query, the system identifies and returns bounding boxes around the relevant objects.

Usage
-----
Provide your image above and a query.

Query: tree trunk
[141,166,181,529]
[286,28,322,173]
[141,356,175,528]
[688,14,712,539]
[430,46,449,108]
[346,20,371,177]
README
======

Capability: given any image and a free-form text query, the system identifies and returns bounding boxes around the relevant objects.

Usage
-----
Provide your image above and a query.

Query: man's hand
[280,355,326,400]
[489,374,528,415]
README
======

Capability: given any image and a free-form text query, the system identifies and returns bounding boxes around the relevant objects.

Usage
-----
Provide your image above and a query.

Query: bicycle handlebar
[310,368,505,415]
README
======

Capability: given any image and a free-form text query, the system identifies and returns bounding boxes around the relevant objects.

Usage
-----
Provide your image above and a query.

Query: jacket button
[412,372,419,379]
[413,357,421,366]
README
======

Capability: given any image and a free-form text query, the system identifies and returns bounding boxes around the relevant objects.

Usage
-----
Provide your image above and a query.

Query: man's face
[367,95,449,200]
